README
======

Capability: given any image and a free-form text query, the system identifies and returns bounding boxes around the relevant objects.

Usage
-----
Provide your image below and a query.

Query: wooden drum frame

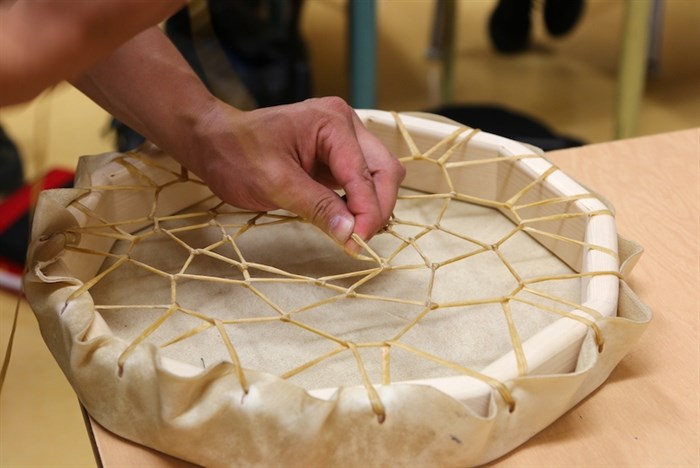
[25,110,651,466]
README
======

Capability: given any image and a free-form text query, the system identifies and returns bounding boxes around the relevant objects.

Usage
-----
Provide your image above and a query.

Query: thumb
[275,167,357,249]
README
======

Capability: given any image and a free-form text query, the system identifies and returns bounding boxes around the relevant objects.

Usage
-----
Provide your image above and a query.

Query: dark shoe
[544,0,585,37]
[489,0,533,53]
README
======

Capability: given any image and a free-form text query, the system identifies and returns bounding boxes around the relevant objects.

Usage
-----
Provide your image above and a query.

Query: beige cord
[50,113,617,422]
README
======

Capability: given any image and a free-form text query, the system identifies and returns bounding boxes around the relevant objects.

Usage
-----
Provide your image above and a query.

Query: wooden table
[87,129,700,467]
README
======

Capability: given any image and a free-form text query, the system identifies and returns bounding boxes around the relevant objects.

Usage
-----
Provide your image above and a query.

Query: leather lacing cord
[45,113,617,423]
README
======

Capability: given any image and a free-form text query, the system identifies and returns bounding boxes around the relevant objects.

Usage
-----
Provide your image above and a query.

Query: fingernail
[329,215,354,244]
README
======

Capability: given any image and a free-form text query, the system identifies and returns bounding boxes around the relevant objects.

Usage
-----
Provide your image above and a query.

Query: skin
[0,0,186,105]
[0,2,405,254]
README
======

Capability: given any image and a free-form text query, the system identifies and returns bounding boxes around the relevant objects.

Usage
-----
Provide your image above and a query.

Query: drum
[25,110,651,466]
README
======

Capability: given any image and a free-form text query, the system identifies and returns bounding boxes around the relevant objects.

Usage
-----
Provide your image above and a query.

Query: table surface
[87,128,700,467]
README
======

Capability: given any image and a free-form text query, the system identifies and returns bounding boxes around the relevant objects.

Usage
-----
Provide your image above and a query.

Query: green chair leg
[349,0,377,109]
[616,0,654,139]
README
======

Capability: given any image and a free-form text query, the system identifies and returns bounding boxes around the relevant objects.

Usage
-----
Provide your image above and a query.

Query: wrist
[180,99,245,183]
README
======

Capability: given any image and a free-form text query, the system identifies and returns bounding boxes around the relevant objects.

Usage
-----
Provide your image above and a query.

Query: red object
[0,168,74,292]
[0,256,23,291]
[0,168,73,233]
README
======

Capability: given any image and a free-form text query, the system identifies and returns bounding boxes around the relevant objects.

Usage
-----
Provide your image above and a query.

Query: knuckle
[315,97,355,129]
[318,96,351,114]
[347,167,377,199]
[358,165,374,185]
[310,192,340,225]
[391,159,407,182]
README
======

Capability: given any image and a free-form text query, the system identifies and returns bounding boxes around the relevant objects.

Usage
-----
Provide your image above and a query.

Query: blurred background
[1,0,698,465]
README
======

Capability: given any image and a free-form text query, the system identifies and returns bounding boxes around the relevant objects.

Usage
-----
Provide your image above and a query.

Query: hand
[68,29,403,252]
[186,97,406,255]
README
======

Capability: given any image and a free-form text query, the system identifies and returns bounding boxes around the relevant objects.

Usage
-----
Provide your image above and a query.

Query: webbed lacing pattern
[55,113,617,423]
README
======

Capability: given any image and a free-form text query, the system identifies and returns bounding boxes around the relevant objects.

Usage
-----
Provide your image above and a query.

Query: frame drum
[25,110,651,466]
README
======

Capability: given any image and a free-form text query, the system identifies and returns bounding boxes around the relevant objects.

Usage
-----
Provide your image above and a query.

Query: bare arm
[71,27,217,167]
[0,0,186,106]
[0,1,405,250]
[72,28,404,253]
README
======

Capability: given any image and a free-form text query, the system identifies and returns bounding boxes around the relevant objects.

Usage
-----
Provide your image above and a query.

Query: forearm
[0,0,186,106]
[74,27,404,251]
[2,0,403,251]
[71,26,225,172]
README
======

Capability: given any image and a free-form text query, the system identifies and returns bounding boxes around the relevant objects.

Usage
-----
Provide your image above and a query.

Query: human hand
[69,29,403,253]
[186,97,406,255]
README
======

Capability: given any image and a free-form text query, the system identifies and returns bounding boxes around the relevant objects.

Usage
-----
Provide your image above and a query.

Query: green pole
[616,0,654,139]
[349,0,377,109]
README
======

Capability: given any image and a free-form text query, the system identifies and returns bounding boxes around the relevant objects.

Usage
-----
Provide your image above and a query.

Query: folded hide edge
[24,150,652,467]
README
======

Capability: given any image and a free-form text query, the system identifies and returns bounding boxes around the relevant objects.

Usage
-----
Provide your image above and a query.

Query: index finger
[315,107,385,248]
[351,111,405,223]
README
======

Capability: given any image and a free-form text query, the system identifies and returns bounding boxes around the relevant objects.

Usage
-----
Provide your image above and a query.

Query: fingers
[351,111,406,223]
[313,101,381,247]
[311,98,404,253]
[203,98,405,257]
[271,165,356,247]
